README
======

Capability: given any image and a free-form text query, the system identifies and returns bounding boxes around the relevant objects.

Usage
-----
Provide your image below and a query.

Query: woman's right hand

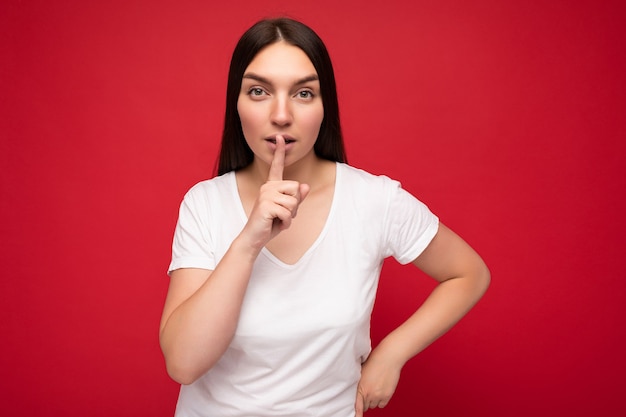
[240,135,310,251]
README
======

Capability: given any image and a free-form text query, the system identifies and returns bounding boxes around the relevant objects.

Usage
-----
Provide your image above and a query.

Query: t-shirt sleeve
[168,186,216,274]
[382,180,439,265]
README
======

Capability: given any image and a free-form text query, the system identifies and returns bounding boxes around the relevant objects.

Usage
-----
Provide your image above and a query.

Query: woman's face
[237,41,324,169]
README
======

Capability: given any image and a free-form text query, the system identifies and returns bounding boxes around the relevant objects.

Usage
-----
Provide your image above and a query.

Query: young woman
[160,17,490,417]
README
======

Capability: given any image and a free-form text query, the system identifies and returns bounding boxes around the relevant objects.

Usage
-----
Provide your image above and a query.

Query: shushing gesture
[241,135,310,251]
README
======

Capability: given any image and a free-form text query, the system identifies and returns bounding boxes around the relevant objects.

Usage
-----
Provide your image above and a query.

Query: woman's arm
[356,223,490,414]
[159,136,308,385]
[159,237,261,385]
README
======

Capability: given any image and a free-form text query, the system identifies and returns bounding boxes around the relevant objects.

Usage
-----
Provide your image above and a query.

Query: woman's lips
[266,138,295,144]
[265,137,296,151]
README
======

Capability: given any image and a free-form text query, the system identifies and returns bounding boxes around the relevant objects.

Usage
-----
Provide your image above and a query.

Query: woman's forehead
[244,42,317,82]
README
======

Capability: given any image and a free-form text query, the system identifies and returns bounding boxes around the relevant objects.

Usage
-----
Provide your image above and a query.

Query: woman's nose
[270,97,293,126]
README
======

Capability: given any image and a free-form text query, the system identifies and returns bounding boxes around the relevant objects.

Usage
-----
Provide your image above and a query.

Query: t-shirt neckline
[230,162,341,268]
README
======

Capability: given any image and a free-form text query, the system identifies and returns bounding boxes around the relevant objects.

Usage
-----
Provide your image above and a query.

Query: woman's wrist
[230,233,264,263]
[369,338,411,369]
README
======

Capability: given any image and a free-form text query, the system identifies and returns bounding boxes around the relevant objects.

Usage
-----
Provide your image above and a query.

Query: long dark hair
[217,17,346,175]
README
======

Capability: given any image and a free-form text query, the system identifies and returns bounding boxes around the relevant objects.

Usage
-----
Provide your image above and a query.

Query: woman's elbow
[164,358,205,385]
[474,261,491,297]
[160,339,210,385]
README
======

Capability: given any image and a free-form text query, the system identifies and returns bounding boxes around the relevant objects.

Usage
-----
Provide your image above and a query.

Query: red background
[2,1,625,416]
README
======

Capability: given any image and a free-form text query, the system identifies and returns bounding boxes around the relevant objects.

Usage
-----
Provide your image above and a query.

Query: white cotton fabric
[168,163,439,417]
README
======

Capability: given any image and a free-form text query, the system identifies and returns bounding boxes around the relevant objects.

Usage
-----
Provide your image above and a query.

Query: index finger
[268,135,285,181]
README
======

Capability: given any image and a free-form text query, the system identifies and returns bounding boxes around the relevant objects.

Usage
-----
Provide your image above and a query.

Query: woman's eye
[297,90,314,99]
[248,88,266,97]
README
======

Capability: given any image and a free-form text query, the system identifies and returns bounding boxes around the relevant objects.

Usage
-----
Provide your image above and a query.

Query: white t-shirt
[168,163,439,417]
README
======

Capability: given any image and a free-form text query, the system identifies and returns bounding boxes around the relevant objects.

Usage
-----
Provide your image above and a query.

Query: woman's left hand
[354,351,402,416]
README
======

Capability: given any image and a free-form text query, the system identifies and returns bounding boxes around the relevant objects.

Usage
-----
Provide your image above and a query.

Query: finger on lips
[265,134,309,225]
[268,134,285,181]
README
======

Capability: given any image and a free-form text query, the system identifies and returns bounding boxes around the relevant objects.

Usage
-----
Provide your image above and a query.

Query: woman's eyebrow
[242,72,319,86]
